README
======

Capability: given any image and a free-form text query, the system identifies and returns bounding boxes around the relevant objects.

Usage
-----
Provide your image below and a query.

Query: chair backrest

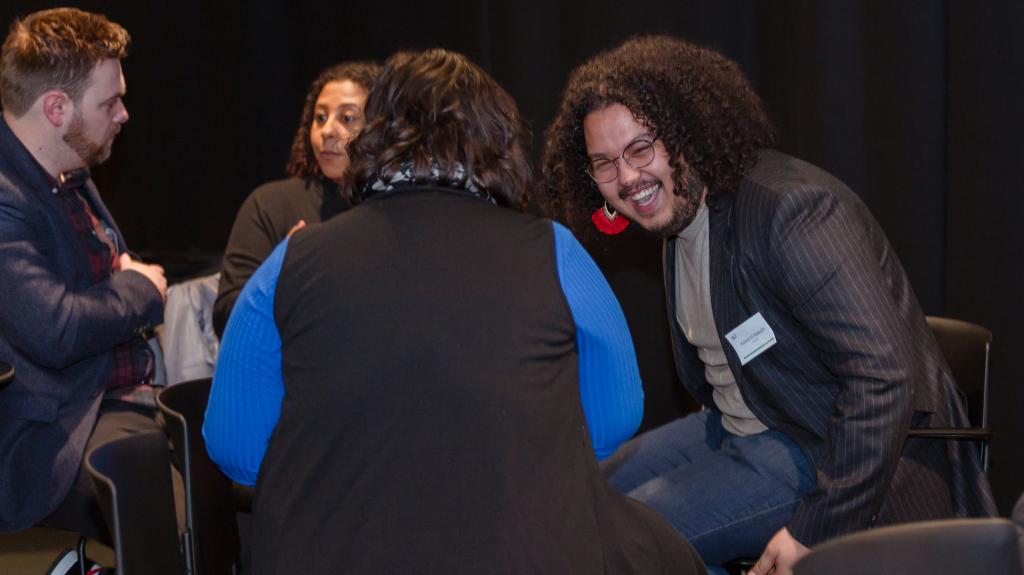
[793,518,1022,575]
[926,315,991,428]
[85,431,187,575]
[157,378,241,575]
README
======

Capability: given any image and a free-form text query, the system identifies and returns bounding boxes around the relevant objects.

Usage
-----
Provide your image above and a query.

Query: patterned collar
[362,159,495,205]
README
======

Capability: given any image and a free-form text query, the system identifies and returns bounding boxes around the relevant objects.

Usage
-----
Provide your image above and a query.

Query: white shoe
[45,547,105,575]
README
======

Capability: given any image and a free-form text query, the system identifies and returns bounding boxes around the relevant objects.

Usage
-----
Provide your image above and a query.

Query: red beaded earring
[591,202,629,235]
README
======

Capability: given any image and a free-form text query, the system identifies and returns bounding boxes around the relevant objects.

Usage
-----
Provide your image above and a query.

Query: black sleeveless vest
[253,186,702,574]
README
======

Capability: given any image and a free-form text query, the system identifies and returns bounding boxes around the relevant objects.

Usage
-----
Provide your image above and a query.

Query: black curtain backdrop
[4,1,1022,514]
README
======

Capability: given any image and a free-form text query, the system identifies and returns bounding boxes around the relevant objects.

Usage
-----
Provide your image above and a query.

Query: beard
[63,112,115,167]
[648,170,705,237]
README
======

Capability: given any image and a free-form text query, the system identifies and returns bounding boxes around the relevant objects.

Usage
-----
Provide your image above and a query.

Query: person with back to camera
[203,48,707,574]
[213,60,379,338]
[535,35,995,575]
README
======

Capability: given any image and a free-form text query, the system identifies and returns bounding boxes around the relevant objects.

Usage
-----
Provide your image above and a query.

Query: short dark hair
[345,49,531,208]
[285,61,380,179]
[0,8,129,117]
[537,35,775,236]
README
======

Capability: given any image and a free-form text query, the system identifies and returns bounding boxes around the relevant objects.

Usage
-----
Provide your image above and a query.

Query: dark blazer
[664,150,995,547]
[0,118,163,532]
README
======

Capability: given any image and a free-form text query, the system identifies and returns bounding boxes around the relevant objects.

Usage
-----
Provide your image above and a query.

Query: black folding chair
[907,316,993,470]
[157,378,241,575]
[85,431,187,575]
[793,518,1022,575]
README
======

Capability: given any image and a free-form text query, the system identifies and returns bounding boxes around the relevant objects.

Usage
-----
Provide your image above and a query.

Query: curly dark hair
[285,60,380,179]
[1,8,129,116]
[536,35,775,236]
[344,49,531,208]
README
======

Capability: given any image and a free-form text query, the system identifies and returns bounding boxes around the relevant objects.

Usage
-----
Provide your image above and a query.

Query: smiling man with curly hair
[536,35,995,575]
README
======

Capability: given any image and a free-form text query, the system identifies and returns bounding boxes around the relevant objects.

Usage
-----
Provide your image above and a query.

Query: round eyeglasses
[586,137,658,183]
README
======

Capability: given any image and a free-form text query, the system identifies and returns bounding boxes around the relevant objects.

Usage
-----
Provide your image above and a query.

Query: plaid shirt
[52,170,155,396]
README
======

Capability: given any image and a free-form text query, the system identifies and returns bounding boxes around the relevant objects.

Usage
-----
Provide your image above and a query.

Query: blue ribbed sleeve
[552,222,644,459]
[202,238,288,486]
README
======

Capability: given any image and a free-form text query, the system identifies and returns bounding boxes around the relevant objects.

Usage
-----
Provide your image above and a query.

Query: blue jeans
[602,411,815,574]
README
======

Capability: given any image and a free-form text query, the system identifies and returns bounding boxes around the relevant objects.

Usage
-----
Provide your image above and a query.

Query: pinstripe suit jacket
[664,149,995,546]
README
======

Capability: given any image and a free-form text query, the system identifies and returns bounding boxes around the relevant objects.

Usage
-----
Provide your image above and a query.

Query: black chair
[722,557,754,575]
[793,518,1022,575]
[85,431,187,575]
[157,378,241,575]
[907,316,992,469]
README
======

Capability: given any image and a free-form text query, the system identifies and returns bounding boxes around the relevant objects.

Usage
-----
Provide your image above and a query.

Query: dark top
[231,185,705,574]
[213,176,349,337]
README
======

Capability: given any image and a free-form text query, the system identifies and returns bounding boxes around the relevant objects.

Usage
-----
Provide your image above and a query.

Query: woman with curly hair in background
[213,60,379,337]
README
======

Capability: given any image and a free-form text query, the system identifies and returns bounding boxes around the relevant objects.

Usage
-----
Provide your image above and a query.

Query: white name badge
[725,312,777,366]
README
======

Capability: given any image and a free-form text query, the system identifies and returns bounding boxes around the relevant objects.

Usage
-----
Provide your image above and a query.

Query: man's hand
[119,253,167,301]
[751,527,809,575]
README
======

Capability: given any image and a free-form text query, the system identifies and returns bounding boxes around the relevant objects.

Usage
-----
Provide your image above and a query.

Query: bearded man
[0,9,169,570]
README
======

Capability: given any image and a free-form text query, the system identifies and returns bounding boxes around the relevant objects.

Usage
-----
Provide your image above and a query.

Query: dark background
[4,1,1022,514]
